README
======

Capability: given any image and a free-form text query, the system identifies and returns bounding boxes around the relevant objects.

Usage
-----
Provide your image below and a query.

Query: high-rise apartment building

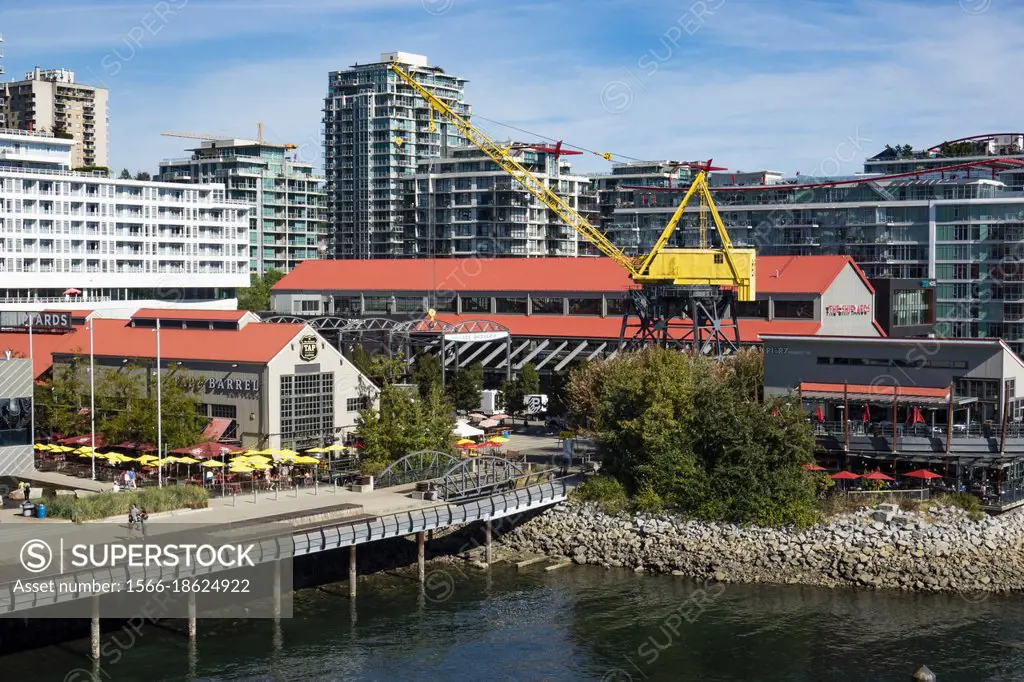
[599,135,1024,355]
[158,138,328,274]
[324,52,470,258]
[4,67,109,169]
[402,143,598,257]
[0,35,6,129]
[0,128,249,309]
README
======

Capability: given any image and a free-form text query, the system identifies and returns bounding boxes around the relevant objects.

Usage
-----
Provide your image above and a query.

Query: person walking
[19,480,31,502]
[128,503,141,534]
[127,469,137,490]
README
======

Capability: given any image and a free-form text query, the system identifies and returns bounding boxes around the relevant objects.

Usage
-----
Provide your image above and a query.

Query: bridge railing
[293,478,570,556]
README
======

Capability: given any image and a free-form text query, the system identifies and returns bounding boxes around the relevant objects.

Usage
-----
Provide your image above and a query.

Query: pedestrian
[20,480,31,502]
[127,469,137,490]
[128,503,141,534]
[139,507,149,536]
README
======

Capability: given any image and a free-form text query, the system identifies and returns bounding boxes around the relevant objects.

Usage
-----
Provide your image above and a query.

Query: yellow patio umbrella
[489,436,510,444]
[324,444,347,452]
[56,445,75,453]
[76,446,97,454]
[248,462,272,470]
[457,438,475,445]
[153,457,179,466]
[244,449,268,456]
[136,454,158,463]
[79,451,106,459]
[278,449,300,458]
[305,447,327,453]
[33,443,49,450]
[201,460,225,468]
[118,454,137,462]
[229,464,253,474]
[176,456,201,465]
[293,456,322,465]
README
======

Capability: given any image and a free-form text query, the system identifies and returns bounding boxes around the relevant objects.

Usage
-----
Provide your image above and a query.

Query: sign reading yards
[0,311,73,331]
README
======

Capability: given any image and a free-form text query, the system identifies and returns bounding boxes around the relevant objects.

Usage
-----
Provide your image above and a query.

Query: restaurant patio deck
[800,381,1024,512]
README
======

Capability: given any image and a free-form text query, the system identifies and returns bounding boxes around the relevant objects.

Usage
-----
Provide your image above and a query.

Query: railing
[845,488,930,501]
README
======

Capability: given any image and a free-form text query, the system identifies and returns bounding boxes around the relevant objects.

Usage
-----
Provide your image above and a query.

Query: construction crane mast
[389,64,756,356]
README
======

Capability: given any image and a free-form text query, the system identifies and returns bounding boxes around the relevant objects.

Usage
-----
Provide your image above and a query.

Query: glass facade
[893,289,929,327]
[280,372,334,449]
[0,397,31,446]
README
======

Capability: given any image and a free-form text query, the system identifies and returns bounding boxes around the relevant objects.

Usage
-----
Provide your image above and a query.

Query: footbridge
[377,451,536,500]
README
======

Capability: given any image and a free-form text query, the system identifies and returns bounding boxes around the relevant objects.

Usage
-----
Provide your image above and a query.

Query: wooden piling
[417,531,426,583]
[187,592,197,641]
[485,519,493,566]
[90,596,100,662]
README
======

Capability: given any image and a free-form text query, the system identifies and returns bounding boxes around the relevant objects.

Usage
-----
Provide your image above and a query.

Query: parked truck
[479,389,499,415]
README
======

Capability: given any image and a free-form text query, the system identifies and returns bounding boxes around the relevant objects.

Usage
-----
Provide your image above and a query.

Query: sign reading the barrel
[299,334,319,362]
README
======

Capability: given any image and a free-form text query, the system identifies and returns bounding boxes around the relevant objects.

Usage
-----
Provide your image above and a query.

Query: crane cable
[468,114,647,164]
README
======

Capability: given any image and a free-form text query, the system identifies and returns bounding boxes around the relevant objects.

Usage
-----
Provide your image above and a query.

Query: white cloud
[34,0,1019,181]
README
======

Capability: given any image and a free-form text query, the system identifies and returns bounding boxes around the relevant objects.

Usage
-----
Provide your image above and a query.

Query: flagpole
[156,319,162,489]
[28,313,34,449]
[89,320,96,481]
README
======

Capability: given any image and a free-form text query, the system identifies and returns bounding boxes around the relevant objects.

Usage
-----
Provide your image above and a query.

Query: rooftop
[273,255,866,297]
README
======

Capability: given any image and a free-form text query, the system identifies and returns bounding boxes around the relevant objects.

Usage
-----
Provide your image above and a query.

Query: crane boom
[388,63,640,276]
[390,62,755,304]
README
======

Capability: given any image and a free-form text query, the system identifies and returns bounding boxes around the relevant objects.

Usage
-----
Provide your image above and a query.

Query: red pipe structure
[619,158,1024,193]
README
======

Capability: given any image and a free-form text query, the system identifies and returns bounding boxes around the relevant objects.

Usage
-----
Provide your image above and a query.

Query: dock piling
[273,559,282,620]
[90,595,100,662]
[349,544,357,598]
[417,531,426,583]
[187,592,197,641]
[485,520,493,566]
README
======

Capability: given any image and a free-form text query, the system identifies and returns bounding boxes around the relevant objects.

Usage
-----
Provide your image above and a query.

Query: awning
[799,382,977,407]
[201,418,233,442]
[453,421,484,438]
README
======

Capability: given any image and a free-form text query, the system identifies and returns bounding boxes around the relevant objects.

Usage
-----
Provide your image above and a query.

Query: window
[208,404,237,419]
[300,299,320,313]
[568,298,601,316]
[530,297,563,315]
[0,397,31,446]
[460,296,490,313]
[363,296,391,313]
[334,296,360,314]
[892,289,928,327]
[395,297,425,313]
[734,300,769,318]
[346,396,369,412]
[280,372,334,449]
[495,297,527,314]
[606,297,630,315]
[774,300,814,319]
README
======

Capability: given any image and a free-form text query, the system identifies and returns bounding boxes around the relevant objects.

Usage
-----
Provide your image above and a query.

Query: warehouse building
[268,255,884,375]
[1,309,376,451]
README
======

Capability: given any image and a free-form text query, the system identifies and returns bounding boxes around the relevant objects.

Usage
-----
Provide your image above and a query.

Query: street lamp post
[155,319,162,488]
[89,320,96,481]
[28,313,34,451]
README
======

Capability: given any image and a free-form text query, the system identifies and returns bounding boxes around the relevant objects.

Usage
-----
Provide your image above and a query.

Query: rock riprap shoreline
[499,502,1024,593]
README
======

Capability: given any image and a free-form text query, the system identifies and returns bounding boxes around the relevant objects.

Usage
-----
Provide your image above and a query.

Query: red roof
[273,255,867,296]
[0,331,75,378]
[50,319,305,364]
[433,314,819,343]
[799,382,949,399]
[131,308,249,322]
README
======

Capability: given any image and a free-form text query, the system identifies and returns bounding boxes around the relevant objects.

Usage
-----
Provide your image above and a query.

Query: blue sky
[1,0,1018,177]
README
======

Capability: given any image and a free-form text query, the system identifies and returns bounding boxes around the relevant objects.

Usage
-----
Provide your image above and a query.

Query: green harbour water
[5,564,1022,682]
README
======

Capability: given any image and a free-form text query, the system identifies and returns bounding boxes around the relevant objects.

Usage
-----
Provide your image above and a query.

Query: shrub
[46,485,209,522]
[934,492,984,521]
[632,485,665,514]
[360,457,389,477]
[572,475,629,516]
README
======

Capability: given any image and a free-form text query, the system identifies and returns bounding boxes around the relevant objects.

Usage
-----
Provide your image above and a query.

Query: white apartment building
[403,143,598,257]
[0,35,6,129]
[4,67,109,169]
[0,128,250,311]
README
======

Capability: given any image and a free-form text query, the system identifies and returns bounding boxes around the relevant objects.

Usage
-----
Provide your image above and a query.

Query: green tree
[134,171,151,181]
[48,354,90,436]
[520,362,540,395]
[356,383,453,460]
[159,364,209,449]
[348,345,373,376]
[236,269,285,312]
[566,348,818,527]
[498,375,525,423]
[367,352,406,387]
[119,168,132,179]
[447,362,483,411]
[410,352,442,400]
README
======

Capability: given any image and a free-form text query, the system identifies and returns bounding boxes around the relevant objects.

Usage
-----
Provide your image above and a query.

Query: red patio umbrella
[170,441,244,459]
[457,442,478,449]
[802,463,827,471]
[861,403,871,423]
[863,470,895,481]
[903,469,942,480]
[906,405,926,426]
[63,288,81,296]
[830,471,861,480]
[814,406,825,423]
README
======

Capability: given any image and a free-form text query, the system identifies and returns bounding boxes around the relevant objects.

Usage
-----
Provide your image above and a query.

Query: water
[4,565,1023,681]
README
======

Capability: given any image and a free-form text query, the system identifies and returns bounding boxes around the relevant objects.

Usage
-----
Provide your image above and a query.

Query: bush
[934,492,984,521]
[572,475,629,516]
[360,457,389,477]
[632,485,665,513]
[46,485,209,522]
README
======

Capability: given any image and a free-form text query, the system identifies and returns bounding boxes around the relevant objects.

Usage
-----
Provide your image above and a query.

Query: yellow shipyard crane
[390,64,756,356]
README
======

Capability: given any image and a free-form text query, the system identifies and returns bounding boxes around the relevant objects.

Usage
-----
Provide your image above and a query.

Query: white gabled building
[0,128,250,312]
